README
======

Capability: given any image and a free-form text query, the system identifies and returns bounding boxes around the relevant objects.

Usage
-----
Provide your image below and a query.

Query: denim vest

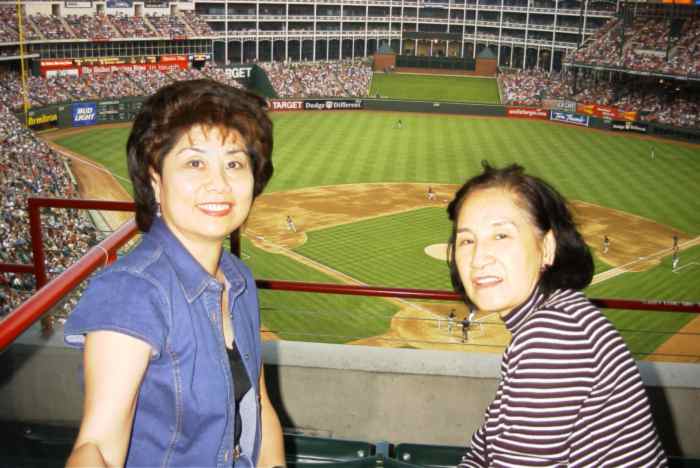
[65,218,262,467]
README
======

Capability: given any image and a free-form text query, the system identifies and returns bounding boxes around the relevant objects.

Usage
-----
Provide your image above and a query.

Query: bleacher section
[571,16,700,77]
[0,6,214,43]
[499,68,700,129]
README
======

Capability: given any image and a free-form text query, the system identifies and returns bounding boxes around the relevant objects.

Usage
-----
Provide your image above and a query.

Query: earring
[156,203,161,217]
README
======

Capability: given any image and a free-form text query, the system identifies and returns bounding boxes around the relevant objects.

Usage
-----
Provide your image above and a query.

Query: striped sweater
[459,288,667,467]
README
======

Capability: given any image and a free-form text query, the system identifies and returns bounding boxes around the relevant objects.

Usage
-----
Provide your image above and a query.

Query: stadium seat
[393,442,464,467]
[0,421,75,466]
[286,433,375,465]
[669,456,700,468]
[293,455,426,468]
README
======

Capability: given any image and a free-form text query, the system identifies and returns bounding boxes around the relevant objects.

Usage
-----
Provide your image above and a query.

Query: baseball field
[45,75,700,361]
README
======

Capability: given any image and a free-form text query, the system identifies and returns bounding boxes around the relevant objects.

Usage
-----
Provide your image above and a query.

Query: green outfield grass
[370,73,500,103]
[54,112,700,351]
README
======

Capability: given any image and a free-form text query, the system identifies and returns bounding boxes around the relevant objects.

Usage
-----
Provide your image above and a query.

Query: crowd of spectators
[0,101,100,318]
[260,59,372,98]
[0,6,39,42]
[146,13,191,38]
[182,11,215,37]
[0,9,213,43]
[64,14,117,40]
[570,16,700,78]
[25,12,67,41]
[108,13,158,38]
[498,67,699,128]
[0,68,199,106]
[0,59,371,108]
[499,68,573,105]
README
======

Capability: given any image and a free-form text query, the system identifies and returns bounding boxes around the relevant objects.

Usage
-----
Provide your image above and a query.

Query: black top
[227,341,252,446]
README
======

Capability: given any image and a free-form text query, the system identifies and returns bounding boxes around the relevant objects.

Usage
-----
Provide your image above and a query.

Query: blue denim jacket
[65,218,262,467]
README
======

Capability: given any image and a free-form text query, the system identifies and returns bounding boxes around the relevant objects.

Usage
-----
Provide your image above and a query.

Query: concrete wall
[2,324,699,457]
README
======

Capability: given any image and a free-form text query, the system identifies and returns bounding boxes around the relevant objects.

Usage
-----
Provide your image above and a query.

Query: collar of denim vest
[147,217,248,303]
[502,285,546,334]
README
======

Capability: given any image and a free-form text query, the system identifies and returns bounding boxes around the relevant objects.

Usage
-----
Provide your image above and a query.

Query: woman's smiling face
[454,187,555,318]
[150,125,254,255]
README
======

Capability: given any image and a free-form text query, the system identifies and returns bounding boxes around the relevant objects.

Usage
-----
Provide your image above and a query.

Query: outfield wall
[1,326,699,458]
[19,96,700,143]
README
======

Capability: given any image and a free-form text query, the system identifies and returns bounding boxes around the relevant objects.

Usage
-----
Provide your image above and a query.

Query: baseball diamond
[44,107,700,362]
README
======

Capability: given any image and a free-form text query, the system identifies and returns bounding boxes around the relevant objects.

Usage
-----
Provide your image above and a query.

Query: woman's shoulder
[520,290,605,336]
[88,235,175,288]
[64,241,172,356]
[530,289,620,343]
[541,289,596,311]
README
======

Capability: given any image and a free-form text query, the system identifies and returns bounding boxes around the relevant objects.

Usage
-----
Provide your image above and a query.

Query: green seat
[293,455,424,468]
[394,442,464,468]
[0,421,76,463]
[669,457,700,468]
[285,434,374,465]
[293,457,380,468]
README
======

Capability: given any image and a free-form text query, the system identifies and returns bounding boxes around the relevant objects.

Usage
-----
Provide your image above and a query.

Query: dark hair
[127,79,274,232]
[446,161,593,305]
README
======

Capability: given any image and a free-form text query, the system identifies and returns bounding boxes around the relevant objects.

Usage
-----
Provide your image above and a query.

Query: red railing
[1,197,699,353]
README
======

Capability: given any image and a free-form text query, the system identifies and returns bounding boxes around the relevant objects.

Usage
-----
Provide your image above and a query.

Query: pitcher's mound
[425,243,448,261]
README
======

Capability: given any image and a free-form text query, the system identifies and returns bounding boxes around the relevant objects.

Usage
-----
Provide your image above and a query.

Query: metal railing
[1,197,699,354]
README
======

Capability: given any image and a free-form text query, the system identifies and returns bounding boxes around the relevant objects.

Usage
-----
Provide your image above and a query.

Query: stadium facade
[197,0,616,71]
[3,0,617,73]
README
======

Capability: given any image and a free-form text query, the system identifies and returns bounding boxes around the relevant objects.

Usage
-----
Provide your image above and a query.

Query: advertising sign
[71,102,97,127]
[577,103,637,122]
[303,99,363,110]
[27,107,58,127]
[611,121,648,133]
[541,99,577,113]
[224,66,253,80]
[270,100,304,111]
[550,111,589,127]
[269,100,363,111]
[106,0,132,7]
[506,107,548,119]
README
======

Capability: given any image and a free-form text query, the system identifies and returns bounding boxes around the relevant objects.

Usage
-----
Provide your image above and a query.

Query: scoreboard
[96,99,143,123]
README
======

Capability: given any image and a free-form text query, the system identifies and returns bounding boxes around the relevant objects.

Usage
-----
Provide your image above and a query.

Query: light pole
[225,0,229,65]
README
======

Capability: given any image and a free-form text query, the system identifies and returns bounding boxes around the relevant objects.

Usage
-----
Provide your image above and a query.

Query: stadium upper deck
[0,0,616,70]
[197,0,616,69]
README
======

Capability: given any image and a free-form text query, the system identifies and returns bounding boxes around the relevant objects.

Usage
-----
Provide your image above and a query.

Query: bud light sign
[71,102,97,127]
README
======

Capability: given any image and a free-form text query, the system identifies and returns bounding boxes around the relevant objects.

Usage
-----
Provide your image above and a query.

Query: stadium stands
[260,59,373,98]
[63,14,117,41]
[0,102,99,318]
[108,13,158,38]
[571,16,700,78]
[0,8,213,43]
[499,68,700,129]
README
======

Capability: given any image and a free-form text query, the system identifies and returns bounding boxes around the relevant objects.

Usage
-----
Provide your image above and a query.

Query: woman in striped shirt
[448,162,667,467]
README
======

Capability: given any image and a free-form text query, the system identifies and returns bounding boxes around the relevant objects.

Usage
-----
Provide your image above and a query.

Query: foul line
[591,236,700,285]
[48,142,133,188]
[245,230,442,319]
[673,261,700,274]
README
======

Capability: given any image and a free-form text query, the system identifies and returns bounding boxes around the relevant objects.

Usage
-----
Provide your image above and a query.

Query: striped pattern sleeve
[459,289,667,468]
